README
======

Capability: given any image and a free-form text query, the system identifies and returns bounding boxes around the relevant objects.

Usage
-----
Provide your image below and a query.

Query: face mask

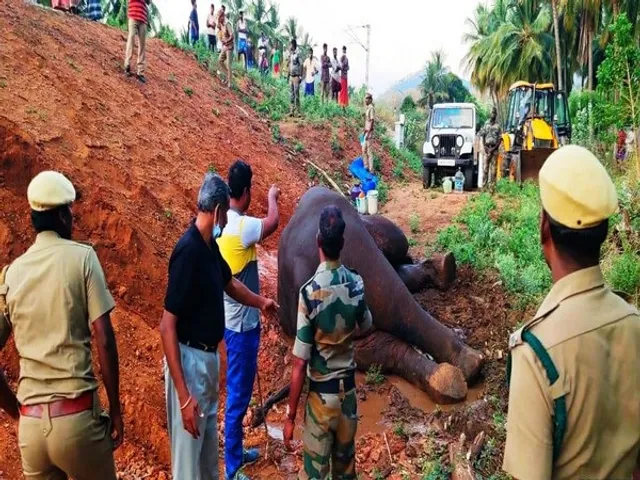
[213,224,222,239]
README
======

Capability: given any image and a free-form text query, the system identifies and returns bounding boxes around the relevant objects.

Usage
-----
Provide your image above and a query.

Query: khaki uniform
[125,18,147,76]
[293,261,373,480]
[363,103,375,171]
[503,267,640,479]
[0,231,117,480]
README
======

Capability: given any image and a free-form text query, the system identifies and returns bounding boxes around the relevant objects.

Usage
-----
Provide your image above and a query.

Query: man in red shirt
[124,0,151,83]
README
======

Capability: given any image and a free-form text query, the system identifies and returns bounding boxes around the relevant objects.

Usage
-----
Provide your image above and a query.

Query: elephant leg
[396,252,457,293]
[355,330,467,404]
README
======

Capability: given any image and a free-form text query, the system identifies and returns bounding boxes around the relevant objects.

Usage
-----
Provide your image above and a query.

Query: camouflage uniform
[480,120,502,187]
[292,261,373,480]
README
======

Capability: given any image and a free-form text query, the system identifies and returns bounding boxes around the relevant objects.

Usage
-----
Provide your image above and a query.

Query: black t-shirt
[164,222,232,347]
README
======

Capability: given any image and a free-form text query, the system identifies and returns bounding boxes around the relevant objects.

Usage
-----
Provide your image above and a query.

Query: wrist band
[180,395,192,411]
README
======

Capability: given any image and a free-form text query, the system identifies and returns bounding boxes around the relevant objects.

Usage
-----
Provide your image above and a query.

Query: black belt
[181,340,217,353]
[309,373,356,394]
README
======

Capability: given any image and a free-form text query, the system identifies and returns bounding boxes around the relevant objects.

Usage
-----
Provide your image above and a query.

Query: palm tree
[282,16,300,42]
[551,0,564,90]
[419,50,451,109]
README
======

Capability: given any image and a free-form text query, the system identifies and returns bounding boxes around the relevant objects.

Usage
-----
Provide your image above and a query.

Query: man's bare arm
[159,310,190,405]
[261,186,280,240]
[94,313,120,416]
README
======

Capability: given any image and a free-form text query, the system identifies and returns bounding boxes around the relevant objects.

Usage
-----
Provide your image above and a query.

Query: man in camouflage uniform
[479,107,502,188]
[283,206,373,480]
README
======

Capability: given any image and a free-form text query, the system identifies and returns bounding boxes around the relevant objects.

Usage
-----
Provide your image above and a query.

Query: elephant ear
[359,215,409,267]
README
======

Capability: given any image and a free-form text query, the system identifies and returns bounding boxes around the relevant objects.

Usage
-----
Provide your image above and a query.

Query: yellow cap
[539,145,617,229]
[27,171,76,211]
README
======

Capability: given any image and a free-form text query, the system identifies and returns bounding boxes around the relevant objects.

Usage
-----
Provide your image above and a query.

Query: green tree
[419,50,450,109]
[400,95,417,112]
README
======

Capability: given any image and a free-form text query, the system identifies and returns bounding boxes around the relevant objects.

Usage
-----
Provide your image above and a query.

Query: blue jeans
[224,326,260,479]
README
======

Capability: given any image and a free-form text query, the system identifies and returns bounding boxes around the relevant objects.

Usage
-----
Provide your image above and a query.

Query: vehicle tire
[422,166,432,189]
[464,166,474,191]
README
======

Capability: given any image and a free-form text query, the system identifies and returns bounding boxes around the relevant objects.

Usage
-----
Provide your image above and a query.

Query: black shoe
[137,74,147,84]
[125,66,132,77]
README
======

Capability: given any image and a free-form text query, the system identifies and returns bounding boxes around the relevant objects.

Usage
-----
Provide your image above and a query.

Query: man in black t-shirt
[159,172,278,480]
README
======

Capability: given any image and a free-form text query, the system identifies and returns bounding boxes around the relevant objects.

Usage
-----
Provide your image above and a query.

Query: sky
[154,0,480,95]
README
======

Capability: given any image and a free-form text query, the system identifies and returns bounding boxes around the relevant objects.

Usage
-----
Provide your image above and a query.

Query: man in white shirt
[330,47,341,102]
[217,161,280,480]
[236,11,248,68]
[303,48,319,97]
[257,32,269,76]
[206,3,216,52]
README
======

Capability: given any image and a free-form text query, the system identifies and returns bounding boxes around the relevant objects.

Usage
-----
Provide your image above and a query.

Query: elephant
[276,187,484,405]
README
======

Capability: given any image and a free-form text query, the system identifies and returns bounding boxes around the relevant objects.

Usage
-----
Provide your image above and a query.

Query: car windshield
[431,108,474,129]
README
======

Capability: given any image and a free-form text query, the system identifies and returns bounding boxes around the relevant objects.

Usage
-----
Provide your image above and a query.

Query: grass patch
[183,86,194,97]
[207,164,217,173]
[164,209,172,219]
[364,364,385,385]
[436,178,639,307]
[294,141,305,153]
[409,213,421,234]
[307,165,318,181]
[408,237,418,247]
[271,125,281,143]
[393,422,408,439]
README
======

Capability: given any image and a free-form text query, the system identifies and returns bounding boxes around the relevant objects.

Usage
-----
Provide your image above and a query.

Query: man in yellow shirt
[503,146,640,480]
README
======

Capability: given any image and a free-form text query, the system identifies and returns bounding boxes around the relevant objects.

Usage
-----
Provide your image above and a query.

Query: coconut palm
[551,0,564,90]
[419,50,451,109]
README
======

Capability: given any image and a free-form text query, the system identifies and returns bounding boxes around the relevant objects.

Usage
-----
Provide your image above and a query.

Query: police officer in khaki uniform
[0,171,122,480]
[503,146,640,480]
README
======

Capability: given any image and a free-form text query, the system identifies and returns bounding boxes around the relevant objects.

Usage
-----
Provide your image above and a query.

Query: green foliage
[372,155,381,173]
[492,410,507,437]
[164,209,172,219]
[400,95,417,113]
[330,132,341,154]
[365,364,385,385]
[408,237,418,247]
[294,141,305,153]
[372,468,385,480]
[157,24,178,48]
[271,125,281,143]
[605,250,640,299]
[419,50,472,108]
[377,179,389,205]
[307,165,318,181]
[596,14,640,130]
[183,86,194,97]
[207,164,217,173]
[436,181,551,304]
[420,460,450,480]
[393,422,408,439]
[409,213,421,234]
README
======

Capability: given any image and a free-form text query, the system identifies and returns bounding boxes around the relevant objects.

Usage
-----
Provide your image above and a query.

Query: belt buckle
[338,378,345,401]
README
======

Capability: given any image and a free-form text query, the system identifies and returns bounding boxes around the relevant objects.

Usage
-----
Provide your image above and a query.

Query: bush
[605,250,640,298]
[157,24,178,48]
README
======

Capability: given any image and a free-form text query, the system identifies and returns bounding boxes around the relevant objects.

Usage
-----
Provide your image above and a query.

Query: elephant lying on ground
[277,187,484,404]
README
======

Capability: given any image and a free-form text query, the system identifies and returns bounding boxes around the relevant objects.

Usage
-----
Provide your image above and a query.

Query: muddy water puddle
[266,373,485,442]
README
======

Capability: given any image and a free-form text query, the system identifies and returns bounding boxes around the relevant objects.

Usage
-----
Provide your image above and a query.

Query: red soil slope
[0,1,395,477]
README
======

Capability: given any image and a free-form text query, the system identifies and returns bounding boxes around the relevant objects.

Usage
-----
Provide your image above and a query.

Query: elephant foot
[355,331,468,404]
[396,252,457,293]
[453,345,485,384]
[427,252,457,291]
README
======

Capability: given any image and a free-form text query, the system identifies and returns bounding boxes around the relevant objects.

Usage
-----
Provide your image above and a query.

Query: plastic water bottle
[454,168,465,193]
[350,184,362,203]
[443,177,453,194]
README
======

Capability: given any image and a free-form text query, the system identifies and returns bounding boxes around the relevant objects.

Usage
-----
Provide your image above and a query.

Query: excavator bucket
[517,148,556,182]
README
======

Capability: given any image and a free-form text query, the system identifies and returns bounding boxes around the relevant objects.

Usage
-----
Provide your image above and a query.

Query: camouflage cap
[539,145,618,229]
[27,171,76,211]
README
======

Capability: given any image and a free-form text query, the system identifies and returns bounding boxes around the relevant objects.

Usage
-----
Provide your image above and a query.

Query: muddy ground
[0,2,521,479]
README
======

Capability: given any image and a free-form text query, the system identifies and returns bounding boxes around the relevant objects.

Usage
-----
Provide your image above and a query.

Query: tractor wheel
[422,166,432,189]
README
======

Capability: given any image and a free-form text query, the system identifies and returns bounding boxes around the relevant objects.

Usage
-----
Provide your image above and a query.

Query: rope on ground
[255,368,270,460]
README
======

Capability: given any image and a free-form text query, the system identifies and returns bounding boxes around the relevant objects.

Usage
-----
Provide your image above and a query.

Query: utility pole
[345,24,371,90]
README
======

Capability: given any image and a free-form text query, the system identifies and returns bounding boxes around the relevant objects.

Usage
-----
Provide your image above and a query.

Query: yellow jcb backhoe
[497,81,571,182]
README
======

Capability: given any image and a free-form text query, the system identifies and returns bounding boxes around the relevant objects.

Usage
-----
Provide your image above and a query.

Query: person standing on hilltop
[362,92,376,172]
[330,47,342,102]
[160,173,277,480]
[503,146,640,480]
[188,0,200,46]
[303,48,319,97]
[272,42,282,77]
[283,206,373,479]
[124,0,151,83]
[217,161,280,480]
[218,13,234,88]
[236,11,249,68]
[339,46,350,107]
[0,171,123,480]
[288,39,302,117]
[206,3,217,53]
[320,43,331,103]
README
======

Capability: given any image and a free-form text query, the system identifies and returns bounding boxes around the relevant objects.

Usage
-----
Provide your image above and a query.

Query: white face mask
[212,206,223,239]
